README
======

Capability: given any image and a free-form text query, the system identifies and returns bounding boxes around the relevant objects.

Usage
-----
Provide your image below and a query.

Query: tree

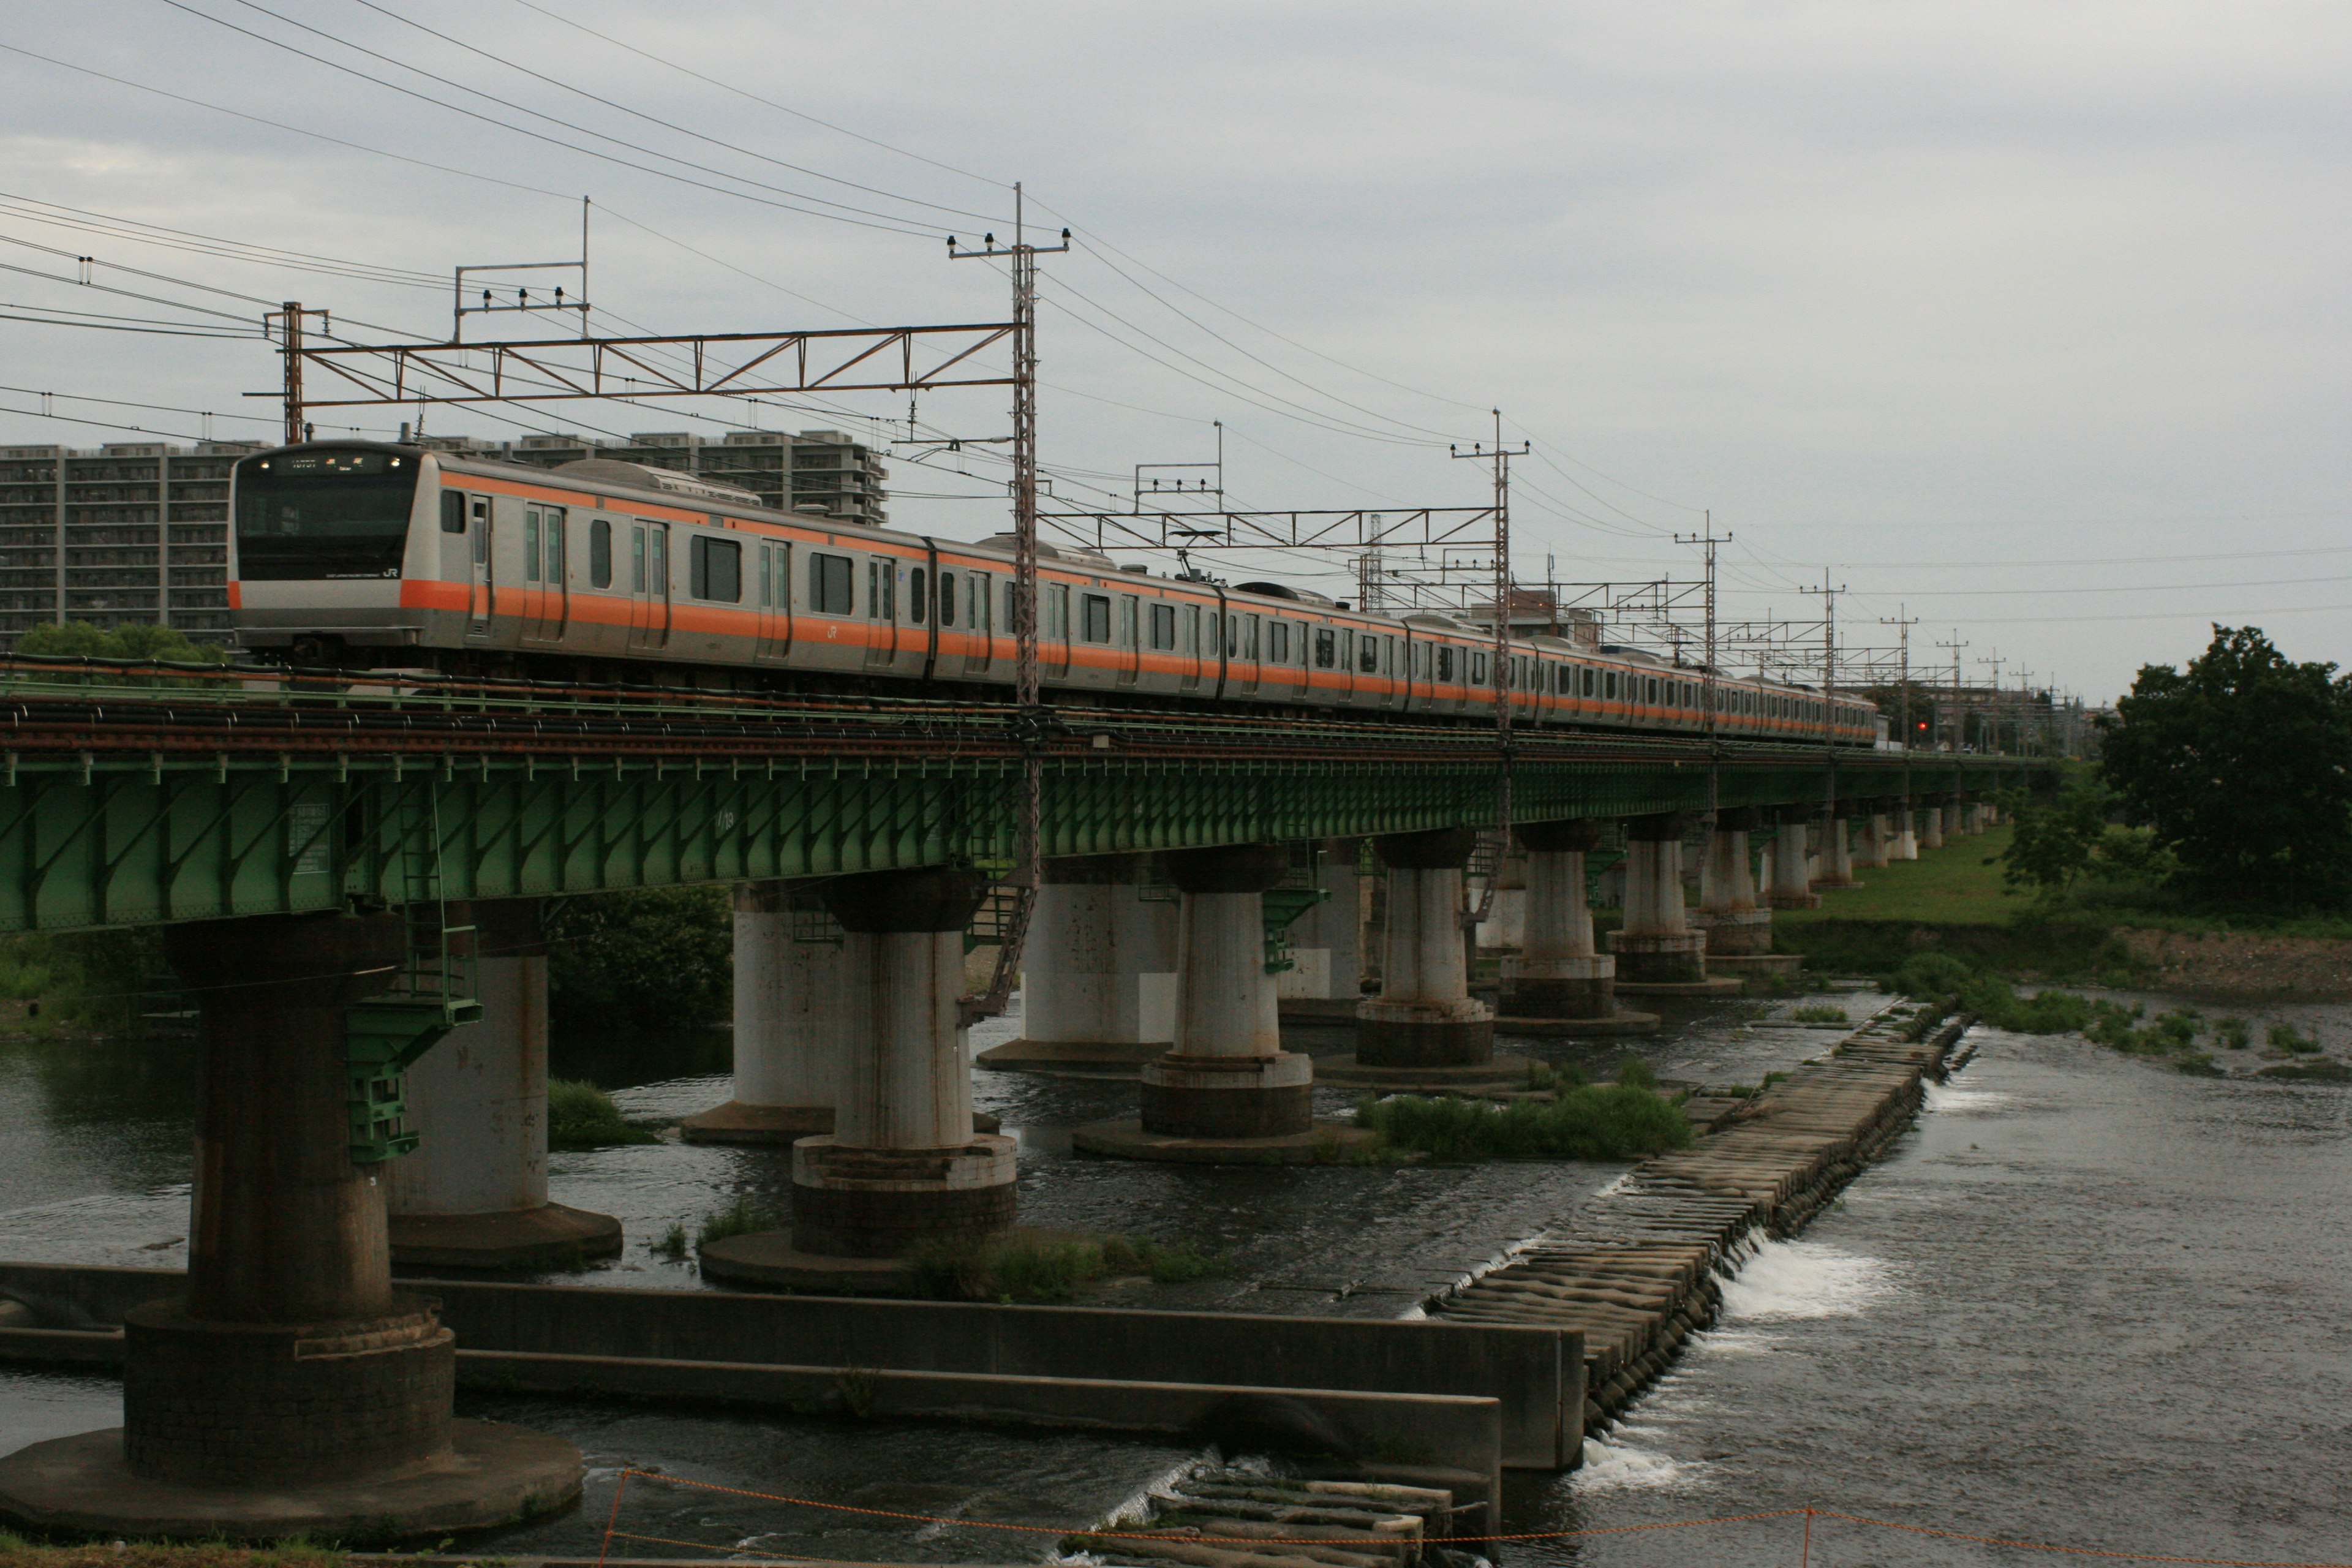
[545,886,734,1034]
[17,621,228,664]
[2097,626,2352,910]
[1998,775,2111,897]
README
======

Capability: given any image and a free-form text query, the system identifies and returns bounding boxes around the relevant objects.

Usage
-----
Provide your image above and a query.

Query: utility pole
[1936,631,1967,752]
[266,301,329,445]
[1675,511,1731,741]
[1801,572,1845,698]
[1452,415,1528,851]
[1880,606,1917,750]
[1977,650,2007,754]
[952,185,1068,891]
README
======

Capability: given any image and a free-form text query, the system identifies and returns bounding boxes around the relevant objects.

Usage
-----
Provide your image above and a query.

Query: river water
[3,989,2348,1564]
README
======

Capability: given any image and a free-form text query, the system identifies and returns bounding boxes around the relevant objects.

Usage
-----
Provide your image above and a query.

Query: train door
[962,570,996,675]
[1232,613,1259,695]
[1180,604,1204,691]
[1117,594,1141,687]
[755,539,791,663]
[524,505,568,642]
[1043,581,1071,679]
[466,494,492,641]
[628,521,670,652]
[863,558,898,669]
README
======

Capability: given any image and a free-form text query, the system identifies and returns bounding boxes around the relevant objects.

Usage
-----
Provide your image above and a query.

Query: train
[227,440,1883,745]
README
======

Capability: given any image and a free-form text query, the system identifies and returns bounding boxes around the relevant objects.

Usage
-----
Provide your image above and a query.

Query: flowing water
[3,989,2348,1563]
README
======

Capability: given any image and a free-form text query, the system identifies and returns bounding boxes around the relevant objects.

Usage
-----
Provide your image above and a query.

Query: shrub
[653,1223,688,1260]
[1615,1057,1657,1091]
[1354,1084,1692,1161]
[545,886,733,1035]
[1789,1005,1848,1023]
[2214,1017,2253,1050]
[546,1078,660,1150]
[2258,1059,2352,1083]
[910,1234,1100,1302]
[696,1197,783,1248]
[2173,1054,2224,1077]
[2267,1023,2322,1055]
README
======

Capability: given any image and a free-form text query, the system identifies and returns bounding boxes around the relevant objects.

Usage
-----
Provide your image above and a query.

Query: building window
[812,551,854,614]
[690,535,741,601]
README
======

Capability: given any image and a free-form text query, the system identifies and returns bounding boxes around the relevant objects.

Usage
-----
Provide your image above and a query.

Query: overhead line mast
[1451,413,1526,912]
[951,184,1068,892]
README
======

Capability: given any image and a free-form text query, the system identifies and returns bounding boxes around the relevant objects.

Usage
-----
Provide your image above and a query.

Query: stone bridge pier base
[387,900,622,1271]
[705,867,1017,1293]
[978,854,1177,1071]
[1920,795,1947,850]
[1694,809,1773,956]
[1327,829,1531,1089]
[1276,839,1368,1022]
[1610,815,1735,994]
[1493,820,1659,1037]
[1767,809,1822,909]
[0,912,581,1540]
[1858,807,1893,869]
[1080,843,1373,1163]
[1815,811,1861,888]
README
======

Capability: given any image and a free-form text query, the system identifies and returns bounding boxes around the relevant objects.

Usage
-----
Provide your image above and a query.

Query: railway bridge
[0,654,2044,1539]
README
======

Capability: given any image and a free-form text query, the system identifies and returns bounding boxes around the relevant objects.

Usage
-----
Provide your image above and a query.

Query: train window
[691,535,741,602]
[540,508,565,584]
[909,567,928,623]
[1313,628,1336,669]
[1471,651,1488,685]
[811,552,854,614]
[630,527,644,591]
[1359,635,1379,674]
[1118,596,1139,648]
[1046,581,1068,638]
[1005,580,1017,633]
[1436,646,1453,682]
[1183,604,1200,654]
[1150,601,1176,650]
[1081,593,1111,643]
[440,491,466,533]
[589,519,612,589]
[1267,620,1289,663]
[1204,610,1217,656]
[523,509,541,582]
[866,560,896,620]
[470,498,489,564]
[1242,615,1259,659]
[972,571,990,630]
[938,571,957,626]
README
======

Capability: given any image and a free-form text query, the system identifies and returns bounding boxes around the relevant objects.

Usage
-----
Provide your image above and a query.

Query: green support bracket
[1261,885,1330,975]
[346,992,483,1164]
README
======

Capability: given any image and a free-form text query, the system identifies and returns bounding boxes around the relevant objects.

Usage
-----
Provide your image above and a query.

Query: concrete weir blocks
[0,912,582,1541]
[1082,843,1374,1164]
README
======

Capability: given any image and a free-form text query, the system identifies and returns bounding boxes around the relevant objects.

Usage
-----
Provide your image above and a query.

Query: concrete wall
[0,1263,1580,1472]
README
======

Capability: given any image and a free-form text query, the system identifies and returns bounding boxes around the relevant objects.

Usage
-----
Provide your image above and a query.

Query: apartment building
[502,428,888,527]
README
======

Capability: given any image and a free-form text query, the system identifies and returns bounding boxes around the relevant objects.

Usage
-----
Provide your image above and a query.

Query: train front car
[230,442,445,660]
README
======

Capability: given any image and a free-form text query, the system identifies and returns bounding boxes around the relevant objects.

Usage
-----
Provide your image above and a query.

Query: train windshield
[234,448,416,579]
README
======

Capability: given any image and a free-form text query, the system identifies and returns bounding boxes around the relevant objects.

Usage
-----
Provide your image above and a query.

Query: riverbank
[1770,827,2352,999]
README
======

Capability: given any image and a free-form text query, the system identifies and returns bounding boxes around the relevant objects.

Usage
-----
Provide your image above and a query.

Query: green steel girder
[0,744,2048,933]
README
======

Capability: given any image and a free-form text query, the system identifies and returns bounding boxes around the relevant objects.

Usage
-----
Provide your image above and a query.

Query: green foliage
[17,620,231,664]
[695,1197,783,1248]
[1353,1083,1693,1161]
[2098,625,2352,910]
[1998,775,2113,898]
[2267,1023,2321,1055]
[1525,1061,1589,1093]
[2214,1017,2252,1050]
[2174,1054,2224,1077]
[1615,1056,1657,1090]
[546,1077,658,1150]
[653,1223,688,1260]
[545,886,733,1034]
[2258,1059,2352,1083]
[1789,1005,1848,1023]
[0,928,171,1033]
[2088,824,2179,885]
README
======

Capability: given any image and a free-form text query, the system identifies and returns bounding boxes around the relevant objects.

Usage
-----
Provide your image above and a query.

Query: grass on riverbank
[546,1077,660,1150]
[0,1540,345,1568]
[1353,1069,1694,1161]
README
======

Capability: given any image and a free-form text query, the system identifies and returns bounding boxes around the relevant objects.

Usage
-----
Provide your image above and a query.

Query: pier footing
[974,1038,1167,1074]
[0,1420,579,1544]
[388,1203,622,1272]
[679,1102,1000,1142]
[1316,1052,1544,1095]
[1072,1118,1379,1165]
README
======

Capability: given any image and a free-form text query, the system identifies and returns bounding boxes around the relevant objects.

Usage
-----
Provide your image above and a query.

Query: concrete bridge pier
[1891,797,1921,861]
[1610,814,1736,995]
[386,900,621,1272]
[1080,843,1372,1163]
[1325,829,1534,1088]
[1767,808,1822,909]
[680,881,842,1143]
[1275,838,1369,1023]
[977,853,1178,1070]
[1920,794,1947,850]
[1858,805,1892,869]
[1492,819,1659,1037]
[1471,842,1527,956]
[1694,809,1773,956]
[1940,797,1964,840]
[1815,810,1861,889]
[0,911,581,1539]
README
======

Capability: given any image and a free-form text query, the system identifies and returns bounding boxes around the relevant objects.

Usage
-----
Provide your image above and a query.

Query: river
[2,988,2346,1564]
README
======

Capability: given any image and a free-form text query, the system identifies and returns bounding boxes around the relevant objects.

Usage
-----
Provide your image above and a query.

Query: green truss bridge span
[0,656,2046,933]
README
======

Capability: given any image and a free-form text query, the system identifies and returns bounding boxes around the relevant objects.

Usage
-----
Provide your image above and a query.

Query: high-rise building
[0,440,265,648]
[502,428,887,527]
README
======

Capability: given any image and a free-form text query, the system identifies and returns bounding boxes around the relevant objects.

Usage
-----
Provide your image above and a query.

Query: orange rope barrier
[592,1469,2352,1564]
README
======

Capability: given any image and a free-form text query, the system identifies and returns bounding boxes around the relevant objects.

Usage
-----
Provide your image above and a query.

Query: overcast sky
[3,1,2346,700]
